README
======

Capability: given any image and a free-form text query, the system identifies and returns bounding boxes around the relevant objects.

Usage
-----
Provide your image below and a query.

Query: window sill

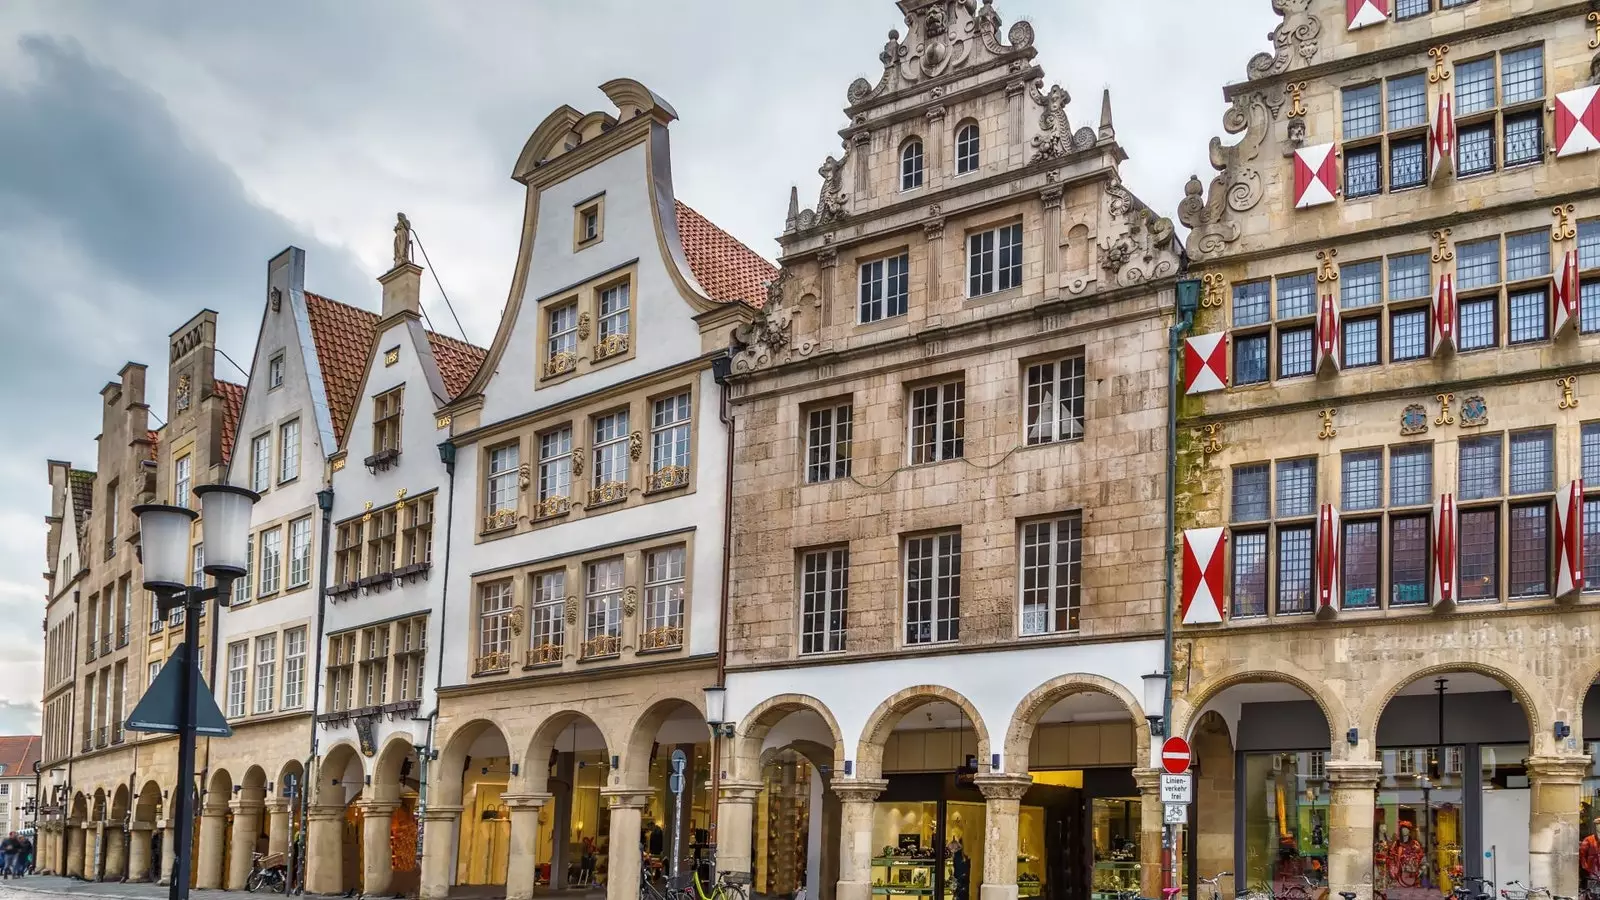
[904,457,963,470]
[1018,628,1081,640]
[277,476,300,489]
[1019,436,1085,451]
[903,639,959,650]
[577,653,620,664]
[963,286,1022,306]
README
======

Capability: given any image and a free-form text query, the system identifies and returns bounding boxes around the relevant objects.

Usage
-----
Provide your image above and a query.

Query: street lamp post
[135,484,258,900]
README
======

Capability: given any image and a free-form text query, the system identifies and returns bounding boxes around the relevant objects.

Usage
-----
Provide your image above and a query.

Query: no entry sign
[1161,736,1191,774]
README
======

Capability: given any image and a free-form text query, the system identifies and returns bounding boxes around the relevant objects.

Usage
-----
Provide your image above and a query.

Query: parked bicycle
[640,854,691,900]
[245,851,288,894]
[690,868,748,900]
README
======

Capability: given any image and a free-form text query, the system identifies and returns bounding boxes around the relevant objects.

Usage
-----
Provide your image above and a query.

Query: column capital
[358,800,399,815]
[307,805,348,822]
[229,798,265,815]
[1132,767,1163,791]
[1325,760,1384,789]
[601,788,653,810]
[420,804,463,822]
[1524,755,1593,783]
[500,792,553,810]
[973,774,1034,801]
[831,778,889,803]
[129,821,154,833]
[202,802,231,817]
[718,780,764,804]
[264,799,291,814]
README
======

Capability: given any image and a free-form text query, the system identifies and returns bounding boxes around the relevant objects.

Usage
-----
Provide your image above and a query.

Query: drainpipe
[414,441,458,873]
[709,352,735,871]
[1165,275,1200,898]
[295,485,335,894]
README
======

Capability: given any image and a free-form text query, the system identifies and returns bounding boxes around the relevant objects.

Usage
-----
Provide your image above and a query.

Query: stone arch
[436,718,514,806]
[315,741,366,807]
[758,738,837,776]
[1362,660,1547,752]
[952,117,981,171]
[522,710,613,795]
[1563,656,1600,743]
[111,784,131,822]
[206,767,234,810]
[1003,673,1148,773]
[92,788,107,821]
[1175,665,1349,754]
[278,759,306,803]
[70,792,88,823]
[621,694,706,790]
[240,765,269,808]
[1066,224,1092,272]
[135,781,163,824]
[373,733,419,804]
[733,693,846,783]
[856,685,992,781]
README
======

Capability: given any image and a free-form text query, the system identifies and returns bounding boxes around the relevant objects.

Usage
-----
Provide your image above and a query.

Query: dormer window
[901,140,925,191]
[373,387,403,457]
[956,123,980,175]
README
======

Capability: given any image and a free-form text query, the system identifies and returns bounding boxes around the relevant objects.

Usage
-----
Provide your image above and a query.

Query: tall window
[268,352,285,390]
[477,581,513,672]
[253,635,277,714]
[279,419,300,483]
[486,442,520,528]
[1340,261,1382,369]
[1019,514,1083,635]
[1229,459,1318,617]
[119,578,131,646]
[174,455,191,508]
[233,536,253,605]
[583,559,624,658]
[1583,424,1600,589]
[394,616,427,701]
[800,547,849,655]
[251,433,271,492]
[909,381,964,464]
[806,403,853,484]
[546,303,578,376]
[373,387,403,454]
[968,223,1022,297]
[402,496,434,567]
[1024,357,1085,445]
[1579,220,1600,334]
[649,393,692,492]
[258,527,282,596]
[191,543,205,588]
[901,140,924,190]
[859,253,910,323]
[530,571,566,664]
[282,627,306,710]
[1455,46,1545,176]
[905,532,961,645]
[1455,231,1551,351]
[288,517,312,588]
[597,283,631,356]
[334,520,363,586]
[592,410,630,496]
[538,427,572,513]
[955,123,980,174]
[226,641,249,718]
[641,545,686,651]
[1340,73,1429,197]
[1453,429,1555,603]
[326,633,356,713]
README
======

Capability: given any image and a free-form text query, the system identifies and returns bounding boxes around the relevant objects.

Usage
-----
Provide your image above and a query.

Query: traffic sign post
[1161,736,1191,775]
[1164,804,1187,825]
[1160,773,1192,804]
[1158,736,1192,899]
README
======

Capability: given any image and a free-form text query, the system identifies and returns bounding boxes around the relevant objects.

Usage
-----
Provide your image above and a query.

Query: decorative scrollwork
[639,625,683,652]
[581,634,621,659]
[1180,86,1285,260]
[594,332,629,362]
[588,481,628,507]
[1427,45,1451,84]
[527,643,563,666]
[1199,424,1223,455]
[1028,80,1072,163]
[628,431,643,461]
[483,508,516,533]
[1435,393,1455,427]
[1316,249,1338,283]
[622,586,638,617]
[646,465,690,493]
[1431,229,1454,263]
[1200,273,1227,309]
[474,651,511,675]
[577,313,591,341]
[536,495,571,520]
[1318,409,1338,440]
[1459,395,1488,428]
[1286,81,1307,118]
[544,351,577,378]
[1554,204,1577,242]
[1559,376,1579,411]
[730,275,817,373]
[1245,0,1322,81]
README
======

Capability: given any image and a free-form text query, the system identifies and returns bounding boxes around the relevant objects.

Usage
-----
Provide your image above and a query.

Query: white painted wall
[726,639,1164,774]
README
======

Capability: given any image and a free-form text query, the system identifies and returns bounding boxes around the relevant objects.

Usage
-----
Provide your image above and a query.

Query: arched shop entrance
[523,712,613,891]
[372,737,422,896]
[733,695,847,900]
[309,742,366,895]
[108,785,130,881]
[1371,670,1534,900]
[450,721,512,889]
[622,699,713,895]
[135,780,163,883]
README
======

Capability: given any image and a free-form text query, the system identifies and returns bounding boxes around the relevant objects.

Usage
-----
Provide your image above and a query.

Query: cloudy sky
[0,0,1275,733]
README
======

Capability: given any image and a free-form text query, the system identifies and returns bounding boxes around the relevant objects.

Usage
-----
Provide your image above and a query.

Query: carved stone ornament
[628,431,643,461]
[1178,84,1287,260]
[730,271,818,374]
[812,156,849,228]
[564,596,579,626]
[174,373,192,411]
[577,312,592,341]
[508,604,525,637]
[1097,180,1179,287]
[1028,81,1072,162]
[1245,0,1322,81]
[518,462,532,491]
[571,448,584,477]
[393,212,413,268]
[622,586,638,618]
[1459,395,1488,428]
[1400,404,1429,436]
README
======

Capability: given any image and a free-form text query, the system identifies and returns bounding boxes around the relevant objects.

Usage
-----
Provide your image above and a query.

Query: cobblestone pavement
[0,875,233,899]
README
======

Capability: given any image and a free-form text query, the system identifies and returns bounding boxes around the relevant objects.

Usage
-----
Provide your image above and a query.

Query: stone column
[503,793,553,900]
[305,805,346,895]
[103,823,126,881]
[419,805,463,900]
[229,800,264,890]
[159,821,177,886]
[196,803,229,889]
[361,801,398,897]
[1325,761,1383,900]
[1526,756,1591,899]
[66,823,85,878]
[833,780,888,900]
[128,822,154,882]
[92,821,105,880]
[1133,768,1165,899]
[975,774,1034,900]
[714,780,764,880]
[604,790,653,900]
[266,800,292,858]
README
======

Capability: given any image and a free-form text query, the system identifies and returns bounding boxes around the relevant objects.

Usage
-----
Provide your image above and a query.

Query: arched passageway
[306,743,365,896]
[733,695,846,900]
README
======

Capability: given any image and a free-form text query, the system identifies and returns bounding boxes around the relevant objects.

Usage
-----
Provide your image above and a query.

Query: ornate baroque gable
[1178,0,1324,261]
[1098,178,1180,289]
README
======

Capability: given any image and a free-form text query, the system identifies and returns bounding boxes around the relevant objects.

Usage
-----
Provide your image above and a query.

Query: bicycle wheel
[718,881,749,900]
[246,871,266,893]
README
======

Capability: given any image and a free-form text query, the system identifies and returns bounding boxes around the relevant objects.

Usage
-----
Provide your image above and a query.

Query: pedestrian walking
[0,831,20,879]
[20,835,33,876]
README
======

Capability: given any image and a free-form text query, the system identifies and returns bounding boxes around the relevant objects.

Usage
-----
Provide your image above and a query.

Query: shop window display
[1372,746,1465,900]
[1242,752,1330,897]
[1580,743,1600,898]
[1090,799,1141,899]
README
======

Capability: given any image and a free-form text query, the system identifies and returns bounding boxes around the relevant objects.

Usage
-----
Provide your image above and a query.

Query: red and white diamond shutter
[1316,504,1341,614]
[1432,273,1456,355]
[1555,479,1585,599]
[1181,527,1226,625]
[1432,493,1456,608]
[1554,249,1580,338]
[1184,333,1228,394]
[1293,143,1338,209]
[1429,92,1455,183]
[1316,292,1340,375]
[1554,85,1600,158]
[1346,0,1389,29]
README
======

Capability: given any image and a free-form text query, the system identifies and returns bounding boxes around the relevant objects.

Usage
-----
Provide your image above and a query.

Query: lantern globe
[703,685,728,728]
[133,504,199,591]
[195,484,259,577]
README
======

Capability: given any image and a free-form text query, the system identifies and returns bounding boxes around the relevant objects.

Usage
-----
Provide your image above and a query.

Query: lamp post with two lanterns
[133,483,258,900]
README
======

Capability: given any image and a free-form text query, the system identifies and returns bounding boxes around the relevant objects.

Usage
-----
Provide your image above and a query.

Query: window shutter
[1293,143,1338,209]
[1554,250,1580,338]
[1183,333,1229,394]
[1346,0,1389,30]
[1316,292,1341,376]
[1429,92,1455,183]
[1432,493,1456,611]
[1431,273,1456,356]
[1555,480,1585,599]
[1316,504,1341,617]
[1181,528,1227,625]
[1554,86,1600,158]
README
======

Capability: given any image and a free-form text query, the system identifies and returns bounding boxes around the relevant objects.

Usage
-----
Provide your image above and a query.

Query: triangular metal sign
[125,643,233,737]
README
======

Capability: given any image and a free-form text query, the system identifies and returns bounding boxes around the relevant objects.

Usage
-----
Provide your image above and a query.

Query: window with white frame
[279,419,300,483]
[955,122,980,175]
[859,253,909,324]
[641,545,686,651]
[1019,514,1083,635]
[901,140,924,190]
[226,641,249,718]
[598,283,630,349]
[233,535,252,605]
[251,433,271,492]
[546,302,579,376]
[175,455,191,508]
[538,427,572,512]
[592,410,630,492]
[649,393,692,491]
[800,547,849,655]
[1024,356,1085,445]
[191,543,205,587]
[253,635,277,714]
[288,517,312,588]
[486,442,520,527]
[583,558,624,658]
[968,223,1022,297]
[148,661,160,692]
[909,381,964,465]
[905,531,961,645]
[268,352,285,390]
[282,627,306,710]
[805,403,852,484]
[258,527,282,596]
[477,580,513,672]
[530,571,566,663]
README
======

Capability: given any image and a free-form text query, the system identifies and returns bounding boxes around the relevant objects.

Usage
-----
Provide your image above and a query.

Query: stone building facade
[718,4,1182,900]
[1170,2,1600,900]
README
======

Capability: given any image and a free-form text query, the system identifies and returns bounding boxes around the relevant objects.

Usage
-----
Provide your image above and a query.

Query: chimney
[380,212,423,320]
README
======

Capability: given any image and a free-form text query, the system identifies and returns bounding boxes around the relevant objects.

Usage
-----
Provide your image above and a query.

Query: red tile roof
[213,380,246,466]
[675,201,776,308]
[304,292,485,445]
[0,735,41,778]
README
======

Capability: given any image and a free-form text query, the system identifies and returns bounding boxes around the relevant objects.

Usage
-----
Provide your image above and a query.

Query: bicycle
[690,868,749,900]
[245,851,288,894]
[639,854,693,900]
